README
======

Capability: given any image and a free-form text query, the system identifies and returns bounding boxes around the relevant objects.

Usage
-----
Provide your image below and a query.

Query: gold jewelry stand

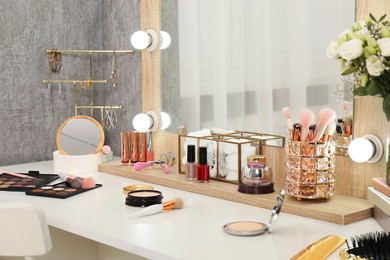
[44,49,134,116]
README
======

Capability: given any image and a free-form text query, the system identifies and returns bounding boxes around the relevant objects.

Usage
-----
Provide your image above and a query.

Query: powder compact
[122,184,154,194]
[125,190,163,207]
[223,189,286,236]
[223,221,269,236]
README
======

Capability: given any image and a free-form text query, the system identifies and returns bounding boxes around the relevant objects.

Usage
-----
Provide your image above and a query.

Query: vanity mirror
[56,115,105,155]
[161,0,355,139]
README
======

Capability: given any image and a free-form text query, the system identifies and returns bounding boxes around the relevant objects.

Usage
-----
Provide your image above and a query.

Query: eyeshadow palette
[0,171,58,192]
[25,183,102,199]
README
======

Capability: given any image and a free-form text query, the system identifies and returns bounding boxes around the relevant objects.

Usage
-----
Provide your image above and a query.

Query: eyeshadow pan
[53,187,65,191]
[4,181,16,185]
[0,185,9,189]
[31,189,44,193]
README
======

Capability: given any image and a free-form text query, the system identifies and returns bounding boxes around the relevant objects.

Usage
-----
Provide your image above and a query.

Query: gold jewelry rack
[43,79,107,84]
[42,79,123,115]
[46,49,135,54]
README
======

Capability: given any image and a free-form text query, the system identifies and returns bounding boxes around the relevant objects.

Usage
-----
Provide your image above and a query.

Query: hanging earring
[111,50,117,88]
[100,107,106,129]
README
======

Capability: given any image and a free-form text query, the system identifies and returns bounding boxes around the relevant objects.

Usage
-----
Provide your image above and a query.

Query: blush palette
[0,171,58,192]
[26,183,102,199]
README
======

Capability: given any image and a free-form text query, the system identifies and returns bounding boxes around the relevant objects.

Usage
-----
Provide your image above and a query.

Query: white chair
[0,203,52,260]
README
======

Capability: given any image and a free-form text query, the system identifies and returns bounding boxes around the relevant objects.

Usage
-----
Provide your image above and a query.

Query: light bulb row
[130,29,171,51]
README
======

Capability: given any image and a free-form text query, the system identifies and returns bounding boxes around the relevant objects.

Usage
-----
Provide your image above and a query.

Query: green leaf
[379,14,387,23]
[366,80,382,95]
[383,96,390,121]
[341,66,359,76]
[353,87,368,96]
[370,13,377,23]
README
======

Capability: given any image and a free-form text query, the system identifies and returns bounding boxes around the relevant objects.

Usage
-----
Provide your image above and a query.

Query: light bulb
[130,31,151,50]
[160,31,171,49]
[160,112,171,130]
[348,134,383,164]
[132,113,152,132]
[348,138,374,163]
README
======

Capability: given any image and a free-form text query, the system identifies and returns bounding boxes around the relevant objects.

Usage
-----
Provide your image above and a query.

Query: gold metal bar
[43,80,107,84]
[73,82,77,115]
[76,105,123,109]
[47,49,135,54]
[89,53,93,117]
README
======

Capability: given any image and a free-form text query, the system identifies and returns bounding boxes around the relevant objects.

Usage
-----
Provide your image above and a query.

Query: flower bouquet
[327,14,390,120]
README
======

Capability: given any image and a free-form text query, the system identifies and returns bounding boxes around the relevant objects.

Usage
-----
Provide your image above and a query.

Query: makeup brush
[134,161,169,173]
[282,107,293,140]
[343,113,353,135]
[58,172,96,189]
[127,197,184,218]
[322,120,336,142]
[81,177,96,189]
[342,101,349,118]
[299,108,315,141]
[313,108,337,142]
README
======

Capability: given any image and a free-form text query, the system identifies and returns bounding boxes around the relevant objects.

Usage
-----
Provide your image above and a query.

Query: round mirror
[56,116,105,155]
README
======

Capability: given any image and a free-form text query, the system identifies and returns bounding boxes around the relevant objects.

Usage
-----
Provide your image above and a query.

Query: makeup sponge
[81,177,96,189]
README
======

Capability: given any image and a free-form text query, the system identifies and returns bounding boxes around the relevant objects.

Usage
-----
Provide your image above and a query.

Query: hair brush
[339,231,390,259]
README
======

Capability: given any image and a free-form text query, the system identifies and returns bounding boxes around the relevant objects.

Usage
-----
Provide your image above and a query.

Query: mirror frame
[140,0,389,199]
[56,115,105,155]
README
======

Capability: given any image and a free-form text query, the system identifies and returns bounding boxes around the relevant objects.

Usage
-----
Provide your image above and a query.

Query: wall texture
[0,0,141,166]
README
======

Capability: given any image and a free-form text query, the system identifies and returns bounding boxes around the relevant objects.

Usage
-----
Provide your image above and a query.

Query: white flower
[339,59,350,73]
[366,55,385,76]
[326,41,339,59]
[338,28,353,39]
[337,39,363,61]
[377,38,390,56]
[354,27,370,37]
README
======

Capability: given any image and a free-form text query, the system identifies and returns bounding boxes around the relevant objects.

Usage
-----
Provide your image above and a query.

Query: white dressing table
[0,160,383,260]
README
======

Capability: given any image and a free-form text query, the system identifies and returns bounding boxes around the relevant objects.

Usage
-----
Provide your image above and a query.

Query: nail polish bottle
[197,146,209,183]
[185,145,197,181]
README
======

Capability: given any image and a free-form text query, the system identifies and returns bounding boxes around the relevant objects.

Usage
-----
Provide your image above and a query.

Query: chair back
[0,203,52,257]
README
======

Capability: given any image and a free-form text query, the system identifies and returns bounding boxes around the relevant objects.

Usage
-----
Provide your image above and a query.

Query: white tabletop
[0,160,383,260]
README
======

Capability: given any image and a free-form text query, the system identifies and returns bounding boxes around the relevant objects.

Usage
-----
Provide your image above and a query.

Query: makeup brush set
[283,107,337,142]
[0,170,101,199]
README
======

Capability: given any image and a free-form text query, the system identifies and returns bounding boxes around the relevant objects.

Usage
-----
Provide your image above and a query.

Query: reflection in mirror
[161,0,355,139]
[56,116,105,155]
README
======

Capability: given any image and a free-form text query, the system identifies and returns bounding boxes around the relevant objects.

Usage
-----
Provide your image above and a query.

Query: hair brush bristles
[343,231,390,259]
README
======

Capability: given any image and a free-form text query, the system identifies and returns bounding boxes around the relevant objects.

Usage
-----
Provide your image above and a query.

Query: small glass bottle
[185,145,197,181]
[197,146,210,183]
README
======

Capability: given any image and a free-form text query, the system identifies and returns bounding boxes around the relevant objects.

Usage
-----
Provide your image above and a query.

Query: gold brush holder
[333,133,352,156]
[285,139,336,200]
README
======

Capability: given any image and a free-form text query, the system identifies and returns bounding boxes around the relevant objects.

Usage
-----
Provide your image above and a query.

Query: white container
[53,150,102,174]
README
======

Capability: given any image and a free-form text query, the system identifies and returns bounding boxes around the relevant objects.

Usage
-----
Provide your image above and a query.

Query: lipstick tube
[120,131,130,165]
[130,131,139,163]
[138,132,147,162]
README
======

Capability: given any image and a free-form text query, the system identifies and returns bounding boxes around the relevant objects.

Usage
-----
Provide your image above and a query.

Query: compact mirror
[56,115,104,155]
[223,190,285,236]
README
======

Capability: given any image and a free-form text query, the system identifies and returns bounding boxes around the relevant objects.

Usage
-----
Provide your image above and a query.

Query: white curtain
[178,0,355,135]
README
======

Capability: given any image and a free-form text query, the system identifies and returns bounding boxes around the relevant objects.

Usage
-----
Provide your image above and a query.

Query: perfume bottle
[185,145,197,181]
[197,146,209,183]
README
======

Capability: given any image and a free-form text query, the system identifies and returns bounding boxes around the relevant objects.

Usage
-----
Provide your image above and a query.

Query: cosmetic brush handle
[133,162,153,171]
[313,123,327,142]
[127,204,164,218]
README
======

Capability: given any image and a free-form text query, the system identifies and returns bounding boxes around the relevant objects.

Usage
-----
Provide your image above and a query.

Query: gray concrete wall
[0,0,141,166]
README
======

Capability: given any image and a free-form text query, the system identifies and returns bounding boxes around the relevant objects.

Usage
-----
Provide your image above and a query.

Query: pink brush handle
[134,162,153,171]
